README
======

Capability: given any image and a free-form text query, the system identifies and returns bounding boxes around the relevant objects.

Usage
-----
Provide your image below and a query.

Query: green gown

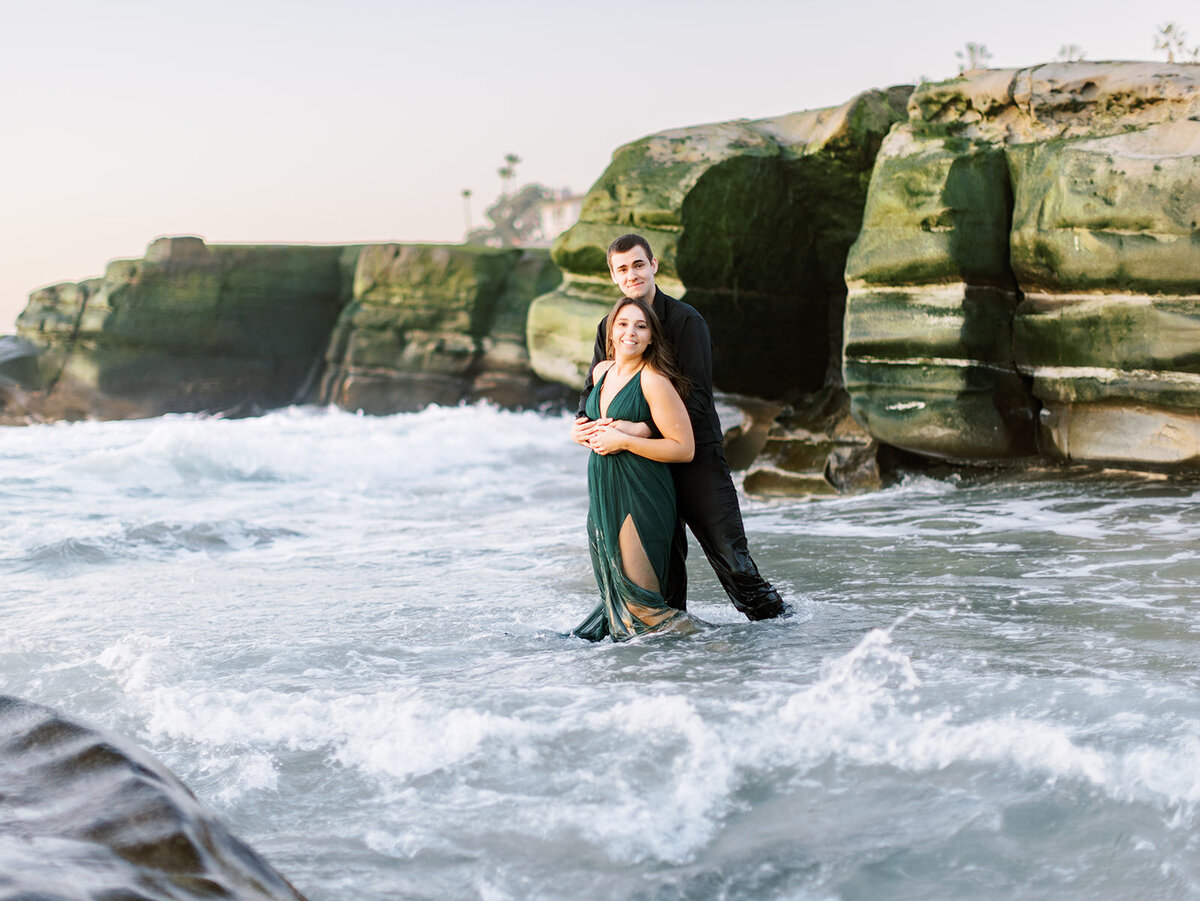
[573,368,684,642]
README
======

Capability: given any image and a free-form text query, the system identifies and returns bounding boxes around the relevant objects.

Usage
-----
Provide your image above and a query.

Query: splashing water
[4,405,1200,899]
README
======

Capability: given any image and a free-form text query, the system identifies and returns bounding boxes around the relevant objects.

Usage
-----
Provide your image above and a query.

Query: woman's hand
[588,423,627,456]
[571,416,608,448]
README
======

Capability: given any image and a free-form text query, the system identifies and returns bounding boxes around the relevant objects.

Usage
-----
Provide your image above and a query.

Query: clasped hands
[571,417,651,455]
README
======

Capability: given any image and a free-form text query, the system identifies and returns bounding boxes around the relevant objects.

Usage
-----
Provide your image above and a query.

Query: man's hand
[571,416,610,448]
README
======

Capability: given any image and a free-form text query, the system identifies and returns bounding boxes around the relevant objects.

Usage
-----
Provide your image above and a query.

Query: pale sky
[2,0,1196,330]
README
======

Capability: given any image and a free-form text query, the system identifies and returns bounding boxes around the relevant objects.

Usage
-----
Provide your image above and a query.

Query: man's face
[609,246,658,302]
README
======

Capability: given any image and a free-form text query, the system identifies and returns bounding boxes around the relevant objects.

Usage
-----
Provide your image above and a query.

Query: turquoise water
[3,406,1200,899]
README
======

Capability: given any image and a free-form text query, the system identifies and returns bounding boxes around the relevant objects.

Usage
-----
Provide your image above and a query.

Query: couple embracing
[571,234,788,642]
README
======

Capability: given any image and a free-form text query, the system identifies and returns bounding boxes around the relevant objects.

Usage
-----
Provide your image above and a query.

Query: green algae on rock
[842,127,1034,462]
[16,236,358,420]
[1001,71,1200,468]
[319,243,562,413]
[13,237,564,421]
[527,86,911,403]
[845,61,1200,470]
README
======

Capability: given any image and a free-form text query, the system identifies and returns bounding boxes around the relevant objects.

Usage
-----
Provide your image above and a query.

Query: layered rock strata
[13,238,564,421]
[844,62,1200,469]
[844,87,1031,462]
[739,388,883,496]
[16,236,359,420]
[1009,115,1200,466]
[528,87,912,399]
[319,244,563,413]
[0,695,306,900]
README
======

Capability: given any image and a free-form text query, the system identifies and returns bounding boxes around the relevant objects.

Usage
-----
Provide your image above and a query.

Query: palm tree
[956,42,993,73]
[498,153,521,198]
[461,189,473,236]
[1154,23,1186,62]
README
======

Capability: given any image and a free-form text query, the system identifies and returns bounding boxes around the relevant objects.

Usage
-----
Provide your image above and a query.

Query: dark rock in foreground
[0,695,306,901]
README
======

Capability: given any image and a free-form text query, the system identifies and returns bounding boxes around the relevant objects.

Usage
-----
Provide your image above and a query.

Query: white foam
[568,693,736,863]
[8,404,1200,890]
[725,628,1200,817]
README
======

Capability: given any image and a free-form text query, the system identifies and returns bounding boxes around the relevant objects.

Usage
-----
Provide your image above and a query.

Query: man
[571,233,787,621]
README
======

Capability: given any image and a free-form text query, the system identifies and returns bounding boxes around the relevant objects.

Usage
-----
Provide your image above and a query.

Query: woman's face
[611,303,652,360]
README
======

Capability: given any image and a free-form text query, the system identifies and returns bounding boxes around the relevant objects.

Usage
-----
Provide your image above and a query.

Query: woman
[572,296,694,642]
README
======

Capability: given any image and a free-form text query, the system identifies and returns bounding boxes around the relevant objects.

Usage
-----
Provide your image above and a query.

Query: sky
[2,0,1197,331]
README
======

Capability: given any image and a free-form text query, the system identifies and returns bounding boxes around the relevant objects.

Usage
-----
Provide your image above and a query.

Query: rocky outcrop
[1009,114,1200,467]
[0,337,42,424]
[738,388,883,496]
[318,243,563,413]
[842,132,1031,462]
[844,62,1200,469]
[527,62,1200,486]
[10,62,1200,483]
[525,87,910,495]
[0,695,305,900]
[16,236,359,420]
[12,237,565,421]
[527,87,912,399]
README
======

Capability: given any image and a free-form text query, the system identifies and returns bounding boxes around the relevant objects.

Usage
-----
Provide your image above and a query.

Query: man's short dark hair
[606,233,654,267]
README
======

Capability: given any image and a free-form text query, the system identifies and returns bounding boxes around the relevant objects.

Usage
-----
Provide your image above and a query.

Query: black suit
[577,288,786,620]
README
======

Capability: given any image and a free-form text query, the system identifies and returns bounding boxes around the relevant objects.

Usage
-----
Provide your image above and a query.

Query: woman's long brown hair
[604,296,691,399]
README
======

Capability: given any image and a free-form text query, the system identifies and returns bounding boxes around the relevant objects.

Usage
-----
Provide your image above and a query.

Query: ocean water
[3,405,1200,900]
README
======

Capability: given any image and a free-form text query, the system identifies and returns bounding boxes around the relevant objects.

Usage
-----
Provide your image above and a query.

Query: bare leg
[618,514,660,593]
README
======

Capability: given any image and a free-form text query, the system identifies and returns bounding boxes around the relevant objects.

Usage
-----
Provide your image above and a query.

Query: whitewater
[3,404,1200,899]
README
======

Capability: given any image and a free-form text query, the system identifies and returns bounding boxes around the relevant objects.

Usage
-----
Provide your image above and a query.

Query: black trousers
[663,443,786,620]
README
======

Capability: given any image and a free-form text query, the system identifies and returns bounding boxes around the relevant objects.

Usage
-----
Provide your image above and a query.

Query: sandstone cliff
[527,87,911,493]
[528,87,911,399]
[529,62,1200,488]
[845,62,1200,469]
[9,237,563,422]
[319,243,562,413]
[14,236,358,421]
[8,62,1200,485]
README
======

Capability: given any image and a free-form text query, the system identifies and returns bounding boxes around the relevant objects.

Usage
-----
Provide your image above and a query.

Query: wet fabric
[578,289,786,620]
[665,443,787,620]
[573,369,684,642]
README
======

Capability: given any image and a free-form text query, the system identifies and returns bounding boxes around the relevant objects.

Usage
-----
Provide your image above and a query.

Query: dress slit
[618,513,660,594]
[573,368,684,642]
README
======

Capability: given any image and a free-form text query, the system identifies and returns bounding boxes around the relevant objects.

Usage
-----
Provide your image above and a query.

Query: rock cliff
[8,62,1200,484]
[10,237,563,421]
[318,243,562,413]
[845,62,1200,469]
[527,87,911,493]
[15,236,358,421]
[528,87,911,400]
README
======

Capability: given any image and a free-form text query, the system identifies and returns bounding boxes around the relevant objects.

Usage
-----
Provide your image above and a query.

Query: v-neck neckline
[598,366,643,419]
